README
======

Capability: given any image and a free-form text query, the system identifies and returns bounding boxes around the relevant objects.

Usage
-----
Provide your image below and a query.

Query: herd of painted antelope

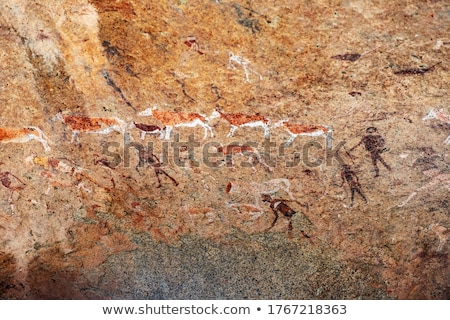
[2,106,337,150]
[0,107,449,218]
[1,107,449,152]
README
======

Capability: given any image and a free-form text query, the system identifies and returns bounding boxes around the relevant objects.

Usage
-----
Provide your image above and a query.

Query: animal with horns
[273,120,333,148]
[138,106,214,140]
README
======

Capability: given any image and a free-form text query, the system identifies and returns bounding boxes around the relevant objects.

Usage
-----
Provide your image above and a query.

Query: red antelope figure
[129,122,164,140]
[53,113,128,143]
[209,108,270,139]
[273,120,332,148]
[217,144,271,171]
[0,126,50,152]
[138,107,214,140]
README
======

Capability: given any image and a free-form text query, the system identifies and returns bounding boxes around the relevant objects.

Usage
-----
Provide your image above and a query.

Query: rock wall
[0,0,448,299]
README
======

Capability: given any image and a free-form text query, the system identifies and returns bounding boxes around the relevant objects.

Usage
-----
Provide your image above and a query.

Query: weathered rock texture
[0,0,449,299]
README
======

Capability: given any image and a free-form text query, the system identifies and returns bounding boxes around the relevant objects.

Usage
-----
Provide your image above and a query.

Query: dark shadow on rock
[26,247,102,299]
[0,251,20,299]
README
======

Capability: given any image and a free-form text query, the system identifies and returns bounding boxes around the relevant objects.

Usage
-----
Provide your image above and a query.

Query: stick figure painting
[350,127,391,177]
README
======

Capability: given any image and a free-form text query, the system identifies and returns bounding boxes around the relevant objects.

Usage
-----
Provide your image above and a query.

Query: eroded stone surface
[0,0,449,299]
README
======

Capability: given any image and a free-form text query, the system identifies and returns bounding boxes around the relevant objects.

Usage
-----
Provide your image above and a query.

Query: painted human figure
[350,127,391,177]
[0,162,26,213]
[340,164,367,207]
[261,194,310,238]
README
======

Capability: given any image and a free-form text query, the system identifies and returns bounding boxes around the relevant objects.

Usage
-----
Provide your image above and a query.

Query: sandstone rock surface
[0,0,449,299]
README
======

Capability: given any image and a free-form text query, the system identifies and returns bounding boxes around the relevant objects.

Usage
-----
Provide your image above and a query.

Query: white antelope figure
[0,126,51,152]
[273,120,333,148]
[138,107,214,140]
[228,52,262,82]
[208,108,270,139]
[53,113,128,143]
[422,109,450,144]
